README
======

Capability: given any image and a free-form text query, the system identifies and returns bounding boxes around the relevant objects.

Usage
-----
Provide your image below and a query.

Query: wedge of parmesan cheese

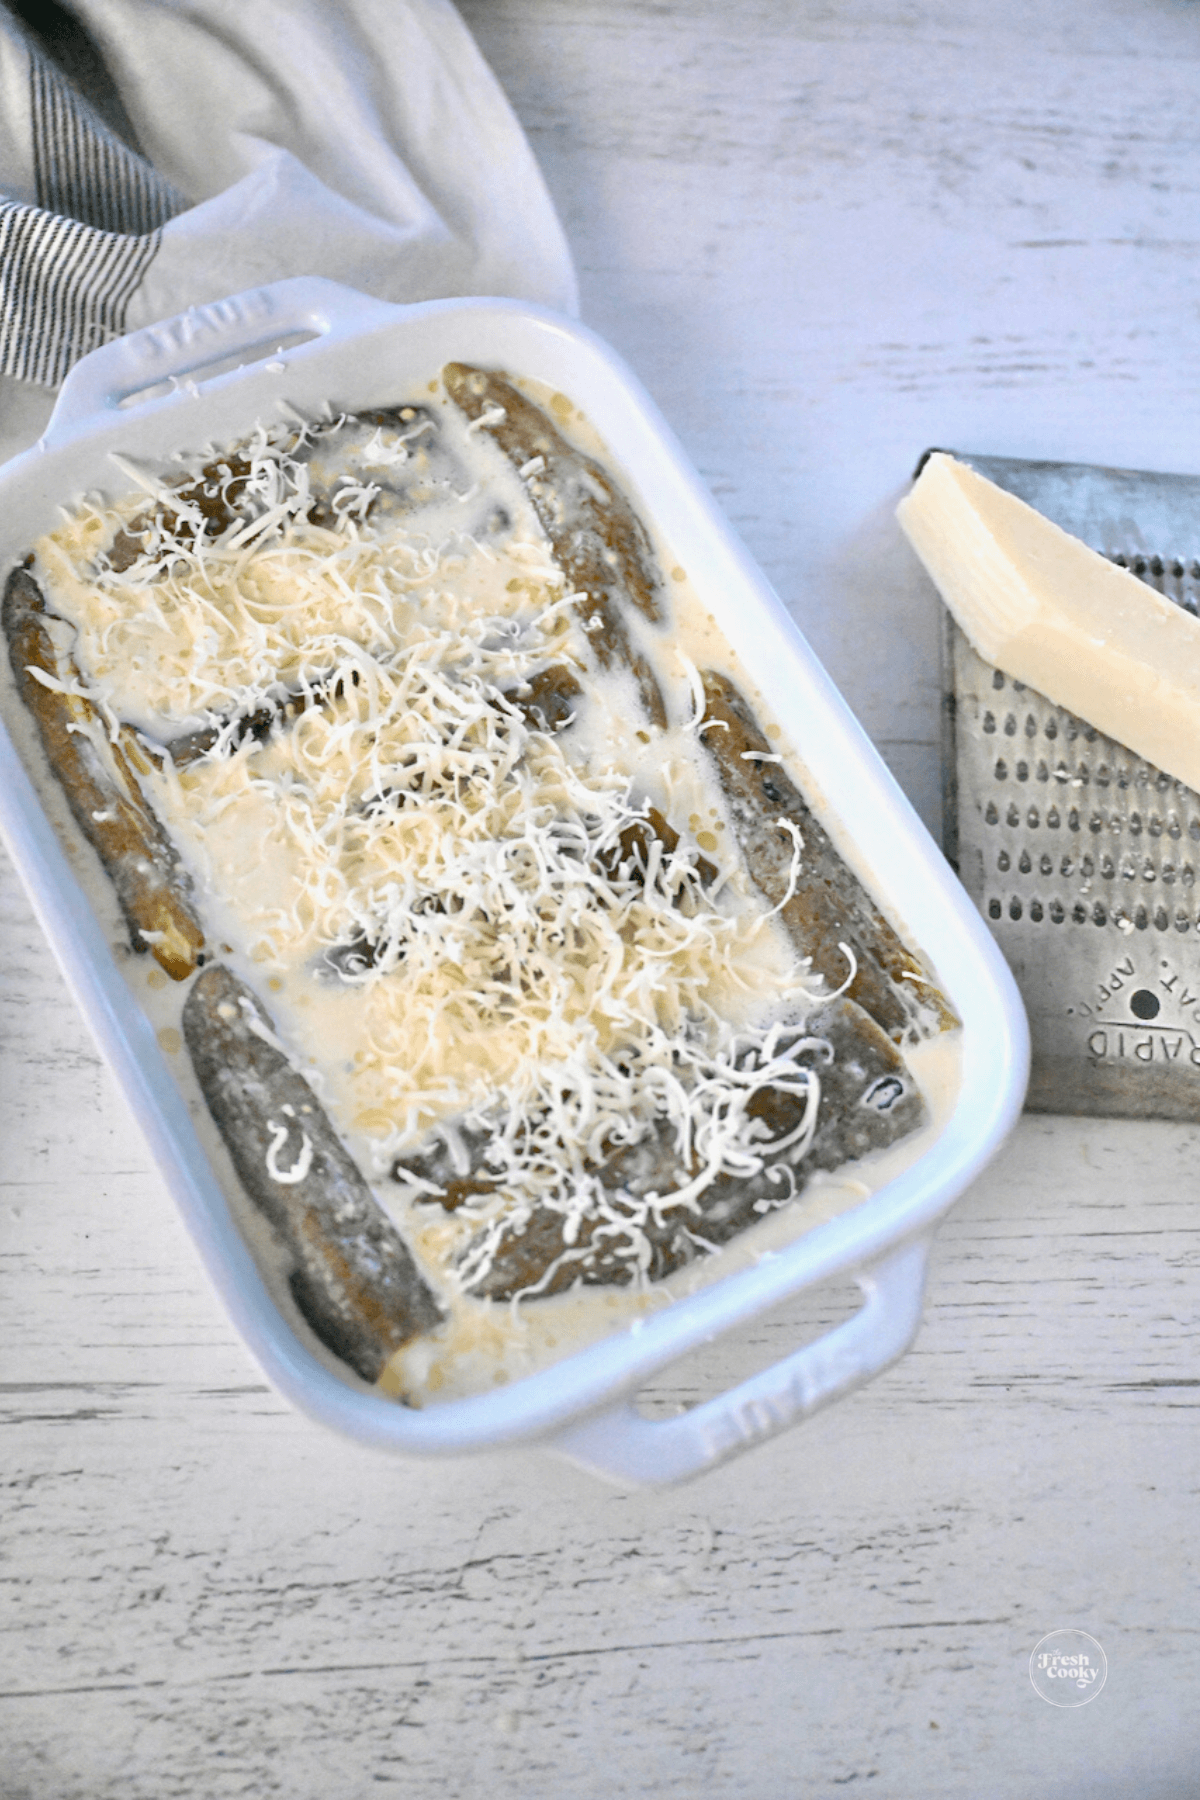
[897,451,1200,793]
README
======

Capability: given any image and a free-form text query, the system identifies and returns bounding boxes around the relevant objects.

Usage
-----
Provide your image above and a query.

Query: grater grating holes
[1108,549,1200,616]
[958,584,1200,936]
[940,452,1200,1115]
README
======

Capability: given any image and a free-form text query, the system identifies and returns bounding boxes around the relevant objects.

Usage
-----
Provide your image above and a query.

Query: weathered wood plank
[7,1,1200,1792]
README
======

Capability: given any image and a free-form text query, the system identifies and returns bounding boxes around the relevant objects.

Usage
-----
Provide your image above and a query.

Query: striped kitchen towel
[0,21,187,386]
[0,0,576,457]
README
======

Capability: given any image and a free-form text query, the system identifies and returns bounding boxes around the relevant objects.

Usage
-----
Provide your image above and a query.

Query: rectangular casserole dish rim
[0,277,1029,1459]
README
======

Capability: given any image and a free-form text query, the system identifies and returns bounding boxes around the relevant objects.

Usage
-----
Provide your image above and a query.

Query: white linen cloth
[0,0,577,462]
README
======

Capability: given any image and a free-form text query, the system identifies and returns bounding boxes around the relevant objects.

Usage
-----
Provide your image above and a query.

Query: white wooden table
[4,3,1200,1793]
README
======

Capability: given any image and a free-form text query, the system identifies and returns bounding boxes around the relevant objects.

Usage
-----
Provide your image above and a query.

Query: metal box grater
[940,452,1200,1118]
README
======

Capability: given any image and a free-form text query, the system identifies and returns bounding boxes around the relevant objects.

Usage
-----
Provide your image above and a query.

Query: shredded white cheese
[33,403,844,1304]
[266,1118,315,1185]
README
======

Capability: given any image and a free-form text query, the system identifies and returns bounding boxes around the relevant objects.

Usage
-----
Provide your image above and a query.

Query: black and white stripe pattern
[0,43,187,386]
[0,199,161,384]
[30,50,185,236]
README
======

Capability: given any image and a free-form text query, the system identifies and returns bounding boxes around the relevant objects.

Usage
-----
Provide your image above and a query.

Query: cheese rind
[897,451,1200,792]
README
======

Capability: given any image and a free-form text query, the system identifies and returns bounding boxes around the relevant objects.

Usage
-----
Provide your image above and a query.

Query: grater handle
[37,278,405,447]
[546,1234,932,1487]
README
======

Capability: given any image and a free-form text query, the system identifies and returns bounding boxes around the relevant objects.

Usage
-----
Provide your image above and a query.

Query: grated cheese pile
[34,405,837,1296]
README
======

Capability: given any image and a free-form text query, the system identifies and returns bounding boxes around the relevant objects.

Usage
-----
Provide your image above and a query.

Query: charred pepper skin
[441,363,668,727]
[698,670,958,1042]
[393,663,953,1304]
[454,996,926,1301]
[3,565,205,981]
[182,965,443,1383]
[8,398,955,1333]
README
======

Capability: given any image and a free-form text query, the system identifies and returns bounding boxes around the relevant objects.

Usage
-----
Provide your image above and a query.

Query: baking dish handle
[38,278,405,446]
[547,1234,932,1486]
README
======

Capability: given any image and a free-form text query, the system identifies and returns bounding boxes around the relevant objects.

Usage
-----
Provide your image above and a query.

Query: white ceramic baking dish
[0,277,1028,1485]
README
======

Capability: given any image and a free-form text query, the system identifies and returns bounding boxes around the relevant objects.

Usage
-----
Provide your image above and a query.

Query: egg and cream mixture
[23,381,959,1399]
